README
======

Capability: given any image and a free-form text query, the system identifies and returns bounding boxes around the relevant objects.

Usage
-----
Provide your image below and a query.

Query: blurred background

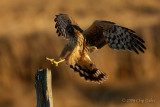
[0,0,160,107]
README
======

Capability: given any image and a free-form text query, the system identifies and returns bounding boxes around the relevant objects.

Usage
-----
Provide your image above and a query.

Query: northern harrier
[46,13,146,83]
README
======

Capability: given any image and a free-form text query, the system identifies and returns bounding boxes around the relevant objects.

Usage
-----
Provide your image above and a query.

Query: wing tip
[131,34,146,43]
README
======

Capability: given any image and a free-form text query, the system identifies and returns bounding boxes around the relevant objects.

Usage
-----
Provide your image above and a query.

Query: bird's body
[47,13,146,83]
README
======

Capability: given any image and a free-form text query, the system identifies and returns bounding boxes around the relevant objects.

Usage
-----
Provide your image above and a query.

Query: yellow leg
[46,57,65,66]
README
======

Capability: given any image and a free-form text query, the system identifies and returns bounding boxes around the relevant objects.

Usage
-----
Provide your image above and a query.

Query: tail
[69,55,107,83]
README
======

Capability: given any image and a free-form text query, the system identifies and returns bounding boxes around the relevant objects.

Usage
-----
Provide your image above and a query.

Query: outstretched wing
[70,54,107,82]
[54,13,78,38]
[83,20,146,54]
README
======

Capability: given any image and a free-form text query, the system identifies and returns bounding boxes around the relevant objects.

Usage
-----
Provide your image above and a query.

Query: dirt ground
[0,0,160,107]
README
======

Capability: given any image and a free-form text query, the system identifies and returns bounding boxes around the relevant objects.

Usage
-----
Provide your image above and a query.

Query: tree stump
[35,69,53,107]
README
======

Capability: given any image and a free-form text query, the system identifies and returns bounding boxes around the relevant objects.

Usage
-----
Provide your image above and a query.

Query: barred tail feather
[70,63,107,83]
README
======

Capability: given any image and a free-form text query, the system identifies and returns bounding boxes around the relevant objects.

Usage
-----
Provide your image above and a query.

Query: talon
[46,57,65,66]
[54,61,59,66]
[46,57,55,64]
[54,59,65,66]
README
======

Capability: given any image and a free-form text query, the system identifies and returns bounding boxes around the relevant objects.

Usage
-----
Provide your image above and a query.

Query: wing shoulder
[83,20,115,49]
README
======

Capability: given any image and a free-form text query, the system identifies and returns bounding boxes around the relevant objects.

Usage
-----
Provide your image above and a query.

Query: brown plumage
[54,13,146,83]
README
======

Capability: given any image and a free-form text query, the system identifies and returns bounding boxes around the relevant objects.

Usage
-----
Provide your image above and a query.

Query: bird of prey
[46,13,146,83]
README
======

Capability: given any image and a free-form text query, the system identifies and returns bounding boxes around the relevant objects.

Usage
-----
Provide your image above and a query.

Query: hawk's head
[66,24,83,37]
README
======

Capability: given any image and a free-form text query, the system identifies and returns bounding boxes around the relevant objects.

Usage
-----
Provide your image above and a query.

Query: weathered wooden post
[35,69,53,107]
